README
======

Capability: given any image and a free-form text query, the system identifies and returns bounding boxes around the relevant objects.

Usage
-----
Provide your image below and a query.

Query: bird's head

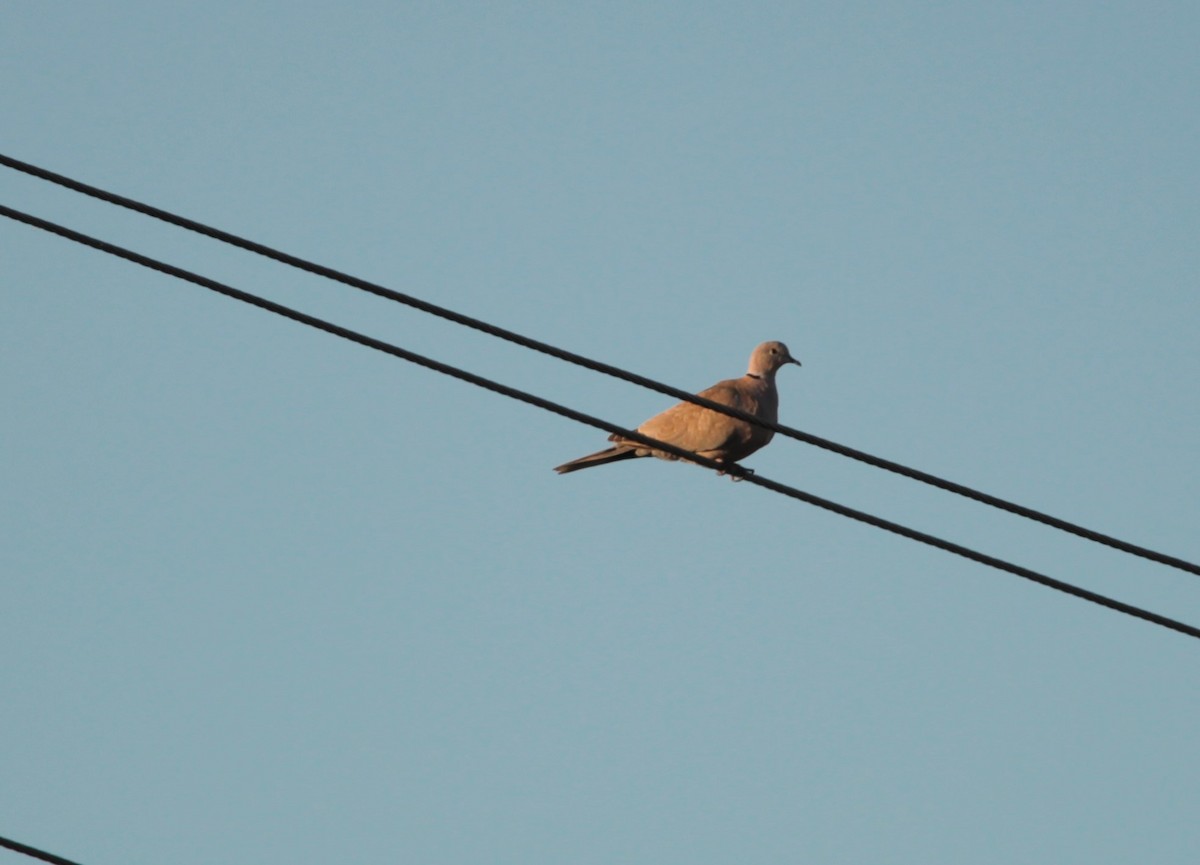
[749,341,801,377]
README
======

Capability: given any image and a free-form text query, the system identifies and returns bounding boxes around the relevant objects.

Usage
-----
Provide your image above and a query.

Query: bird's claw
[716,464,753,481]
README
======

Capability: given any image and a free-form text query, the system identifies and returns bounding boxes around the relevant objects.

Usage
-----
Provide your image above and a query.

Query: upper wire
[0,834,84,865]
[3,201,1198,641]
[1,153,1195,578]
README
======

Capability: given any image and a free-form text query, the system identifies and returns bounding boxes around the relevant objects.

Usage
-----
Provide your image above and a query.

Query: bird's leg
[715,461,753,481]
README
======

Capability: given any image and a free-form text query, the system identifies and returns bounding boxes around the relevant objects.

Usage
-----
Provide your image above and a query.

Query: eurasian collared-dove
[554,340,800,475]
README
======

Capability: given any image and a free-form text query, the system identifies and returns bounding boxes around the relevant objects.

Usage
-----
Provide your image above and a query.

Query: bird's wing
[627,379,759,455]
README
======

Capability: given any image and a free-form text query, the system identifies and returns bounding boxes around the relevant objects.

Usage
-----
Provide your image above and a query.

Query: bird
[554,340,800,476]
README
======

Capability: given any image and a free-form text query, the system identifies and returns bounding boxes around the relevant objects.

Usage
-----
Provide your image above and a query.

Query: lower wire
[2,202,1197,641]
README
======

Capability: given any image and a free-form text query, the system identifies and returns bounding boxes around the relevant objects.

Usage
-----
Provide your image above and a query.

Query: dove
[554,341,800,475]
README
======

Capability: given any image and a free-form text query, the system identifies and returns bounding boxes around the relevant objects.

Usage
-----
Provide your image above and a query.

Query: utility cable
[0,834,84,865]
[2,153,1196,578]
[3,202,1198,641]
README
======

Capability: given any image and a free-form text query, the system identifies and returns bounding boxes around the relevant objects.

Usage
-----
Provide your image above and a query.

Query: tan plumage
[554,341,800,475]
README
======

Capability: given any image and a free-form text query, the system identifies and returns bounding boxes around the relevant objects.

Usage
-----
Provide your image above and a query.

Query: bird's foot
[716,464,753,481]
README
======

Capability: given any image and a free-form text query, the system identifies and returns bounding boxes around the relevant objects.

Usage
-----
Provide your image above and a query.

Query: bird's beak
[789,356,802,367]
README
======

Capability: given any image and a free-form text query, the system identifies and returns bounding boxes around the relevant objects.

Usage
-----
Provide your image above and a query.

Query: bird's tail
[553,446,640,474]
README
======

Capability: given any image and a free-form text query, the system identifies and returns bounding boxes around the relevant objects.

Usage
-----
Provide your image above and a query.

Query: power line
[0,834,84,865]
[3,202,1198,641]
[2,154,1197,579]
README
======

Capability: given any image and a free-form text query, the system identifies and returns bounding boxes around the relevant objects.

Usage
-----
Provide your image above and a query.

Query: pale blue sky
[3,3,1199,864]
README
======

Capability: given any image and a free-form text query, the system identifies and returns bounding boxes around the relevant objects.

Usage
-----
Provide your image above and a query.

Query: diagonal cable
[3,202,1198,641]
[0,834,84,865]
[2,153,1196,577]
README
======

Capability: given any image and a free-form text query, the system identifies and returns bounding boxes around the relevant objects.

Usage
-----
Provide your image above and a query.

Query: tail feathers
[554,445,641,474]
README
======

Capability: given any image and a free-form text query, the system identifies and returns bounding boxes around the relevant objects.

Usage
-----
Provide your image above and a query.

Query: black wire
[2,154,1197,579]
[0,835,84,865]
[3,202,1198,641]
